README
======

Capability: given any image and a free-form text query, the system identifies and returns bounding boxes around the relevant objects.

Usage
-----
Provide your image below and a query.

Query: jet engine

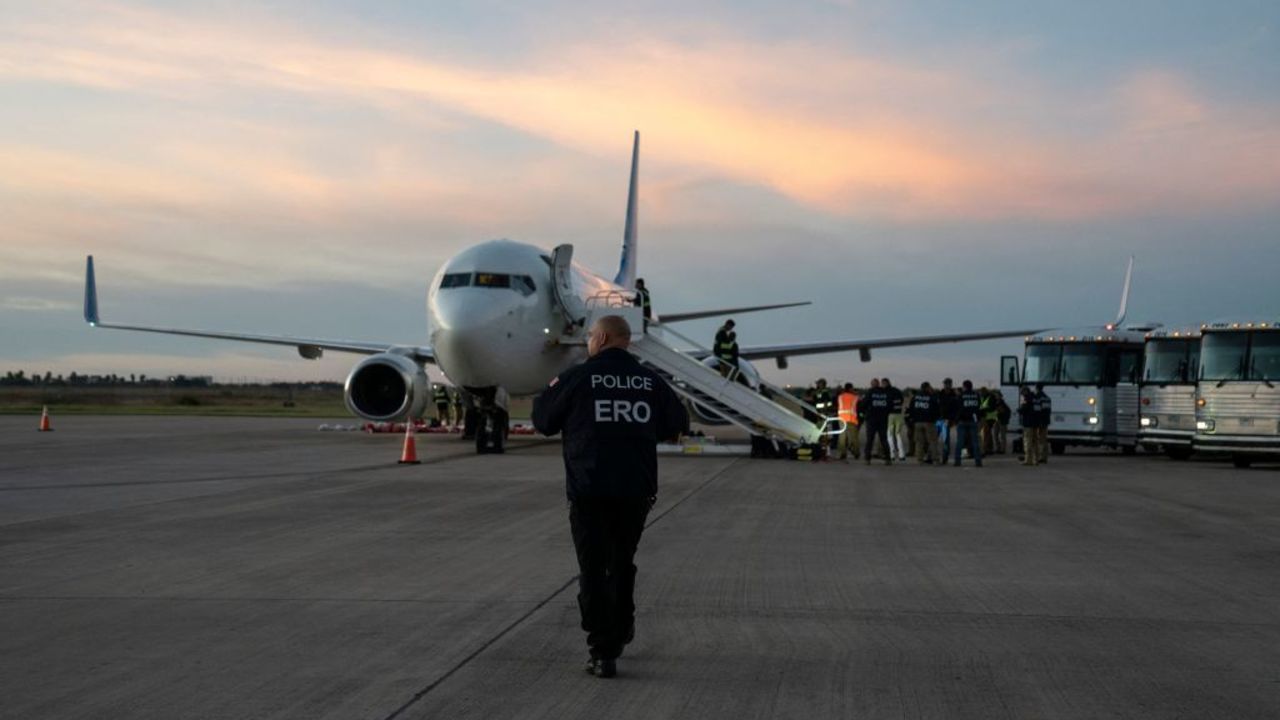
[343,353,429,421]
[687,356,762,426]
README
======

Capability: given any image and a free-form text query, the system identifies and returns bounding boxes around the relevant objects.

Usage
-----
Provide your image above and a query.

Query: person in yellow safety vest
[835,383,861,461]
[979,387,999,456]
[713,319,737,377]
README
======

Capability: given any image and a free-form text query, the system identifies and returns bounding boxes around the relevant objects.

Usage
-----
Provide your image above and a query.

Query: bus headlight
[1196,419,1215,432]
[1141,417,1156,428]
[1085,416,1099,425]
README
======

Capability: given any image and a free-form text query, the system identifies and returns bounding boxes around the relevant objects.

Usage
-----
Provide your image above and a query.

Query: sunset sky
[3,1,1278,389]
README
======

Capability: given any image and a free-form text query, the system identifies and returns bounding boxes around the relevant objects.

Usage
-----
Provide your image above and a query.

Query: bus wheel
[1050,441,1066,456]
[1232,455,1253,469]
[1166,447,1193,461]
[1012,439,1023,454]
[1121,445,1137,455]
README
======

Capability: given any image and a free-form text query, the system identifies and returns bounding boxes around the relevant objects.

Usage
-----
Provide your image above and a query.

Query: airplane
[84,131,1046,453]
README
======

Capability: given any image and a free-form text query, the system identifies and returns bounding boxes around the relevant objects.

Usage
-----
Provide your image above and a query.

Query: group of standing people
[1017,383,1054,465]
[823,378,1030,467]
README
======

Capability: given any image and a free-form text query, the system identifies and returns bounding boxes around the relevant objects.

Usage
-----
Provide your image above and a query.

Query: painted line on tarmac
[380,456,743,720]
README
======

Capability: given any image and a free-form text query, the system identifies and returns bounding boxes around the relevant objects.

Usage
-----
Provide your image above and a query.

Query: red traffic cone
[38,405,53,432]
[398,419,421,464]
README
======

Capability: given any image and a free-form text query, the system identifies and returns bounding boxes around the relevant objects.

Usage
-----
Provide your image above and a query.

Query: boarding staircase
[576,286,839,448]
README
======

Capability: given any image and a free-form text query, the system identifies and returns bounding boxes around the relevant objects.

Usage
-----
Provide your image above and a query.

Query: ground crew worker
[883,378,906,461]
[432,383,451,426]
[835,383,860,461]
[908,382,942,464]
[979,387,997,455]
[994,390,1011,454]
[532,314,688,679]
[953,380,983,467]
[1035,383,1052,463]
[1019,386,1041,465]
[812,378,834,420]
[632,278,652,330]
[862,379,892,465]
[713,320,736,376]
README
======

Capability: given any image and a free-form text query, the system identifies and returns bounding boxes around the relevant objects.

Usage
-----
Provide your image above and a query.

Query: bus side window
[1000,356,1019,386]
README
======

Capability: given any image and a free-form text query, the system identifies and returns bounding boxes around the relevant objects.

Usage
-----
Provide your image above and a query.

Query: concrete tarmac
[2,416,1278,719]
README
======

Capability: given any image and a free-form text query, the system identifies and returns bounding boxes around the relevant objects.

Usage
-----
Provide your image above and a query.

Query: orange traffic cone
[38,405,53,432]
[398,420,421,464]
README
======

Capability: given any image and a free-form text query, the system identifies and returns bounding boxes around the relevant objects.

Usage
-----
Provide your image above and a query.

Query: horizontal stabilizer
[659,301,811,324]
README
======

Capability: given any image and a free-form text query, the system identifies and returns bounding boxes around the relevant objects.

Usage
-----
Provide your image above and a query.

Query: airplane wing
[83,256,434,363]
[658,301,812,324]
[736,328,1047,366]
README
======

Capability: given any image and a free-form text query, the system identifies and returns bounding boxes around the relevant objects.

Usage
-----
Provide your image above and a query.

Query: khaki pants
[994,423,1008,454]
[913,422,940,463]
[836,422,860,459]
[1023,427,1042,465]
[1039,426,1051,462]
[887,414,907,459]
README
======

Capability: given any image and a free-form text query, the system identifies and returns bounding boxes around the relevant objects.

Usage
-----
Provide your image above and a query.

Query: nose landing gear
[466,386,509,454]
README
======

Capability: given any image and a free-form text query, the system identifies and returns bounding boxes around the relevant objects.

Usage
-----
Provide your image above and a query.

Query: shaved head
[588,315,632,356]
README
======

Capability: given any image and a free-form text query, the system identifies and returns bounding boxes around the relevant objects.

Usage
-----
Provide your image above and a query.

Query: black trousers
[569,497,651,661]
[863,419,890,463]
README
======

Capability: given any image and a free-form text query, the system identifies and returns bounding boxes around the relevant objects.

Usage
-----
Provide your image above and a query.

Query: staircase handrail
[650,322,832,429]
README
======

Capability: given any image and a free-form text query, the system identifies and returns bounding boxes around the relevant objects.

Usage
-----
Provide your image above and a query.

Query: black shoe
[586,657,617,678]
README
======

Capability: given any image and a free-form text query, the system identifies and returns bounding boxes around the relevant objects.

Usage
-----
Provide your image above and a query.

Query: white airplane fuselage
[427,239,615,395]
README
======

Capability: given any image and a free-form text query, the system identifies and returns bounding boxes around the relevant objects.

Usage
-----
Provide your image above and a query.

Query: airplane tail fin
[1112,255,1134,328]
[613,130,639,288]
[84,255,99,325]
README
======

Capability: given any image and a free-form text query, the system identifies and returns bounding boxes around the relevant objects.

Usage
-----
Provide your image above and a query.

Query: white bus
[1001,327,1146,455]
[1138,327,1201,460]
[1194,319,1280,468]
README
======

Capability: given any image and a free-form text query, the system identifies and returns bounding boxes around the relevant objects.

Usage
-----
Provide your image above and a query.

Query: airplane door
[550,244,587,327]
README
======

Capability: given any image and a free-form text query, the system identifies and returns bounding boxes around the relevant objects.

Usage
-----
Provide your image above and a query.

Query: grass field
[0,385,348,418]
[0,385,535,419]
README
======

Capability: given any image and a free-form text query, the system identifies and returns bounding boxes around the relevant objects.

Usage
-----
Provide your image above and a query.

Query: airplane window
[440,273,471,288]
[475,273,511,288]
[514,275,536,296]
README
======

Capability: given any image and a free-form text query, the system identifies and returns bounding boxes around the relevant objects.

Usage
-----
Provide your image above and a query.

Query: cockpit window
[513,275,536,296]
[475,273,511,288]
[441,271,537,296]
[440,273,471,288]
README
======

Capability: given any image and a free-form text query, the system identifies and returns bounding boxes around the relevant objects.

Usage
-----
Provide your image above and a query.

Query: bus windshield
[1060,345,1104,385]
[1249,333,1280,381]
[1200,332,1248,381]
[1143,339,1198,384]
[1024,345,1060,383]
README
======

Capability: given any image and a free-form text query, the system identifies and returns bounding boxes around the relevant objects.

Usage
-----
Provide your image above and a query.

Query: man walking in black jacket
[532,315,688,678]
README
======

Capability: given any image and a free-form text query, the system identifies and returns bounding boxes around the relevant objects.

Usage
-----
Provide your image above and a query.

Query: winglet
[84,255,99,326]
[613,130,639,288]
[1113,255,1133,328]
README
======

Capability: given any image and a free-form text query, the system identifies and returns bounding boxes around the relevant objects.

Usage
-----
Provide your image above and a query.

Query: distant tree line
[0,370,341,390]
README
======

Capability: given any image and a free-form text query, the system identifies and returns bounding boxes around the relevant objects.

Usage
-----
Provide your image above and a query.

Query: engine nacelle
[344,353,430,421]
[688,357,762,426]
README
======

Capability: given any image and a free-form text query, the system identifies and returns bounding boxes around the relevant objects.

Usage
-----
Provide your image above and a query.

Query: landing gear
[468,386,508,454]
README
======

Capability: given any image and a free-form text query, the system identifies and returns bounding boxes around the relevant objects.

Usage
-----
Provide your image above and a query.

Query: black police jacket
[939,389,959,422]
[955,390,981,423]
[532,347,689,502]
[1035,392,1053,427]
[886,386,904,413]
[864,387,891,422]
[907,392,940,423]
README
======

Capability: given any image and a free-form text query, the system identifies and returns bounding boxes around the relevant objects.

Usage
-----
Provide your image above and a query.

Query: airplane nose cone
[431,292,516,386]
